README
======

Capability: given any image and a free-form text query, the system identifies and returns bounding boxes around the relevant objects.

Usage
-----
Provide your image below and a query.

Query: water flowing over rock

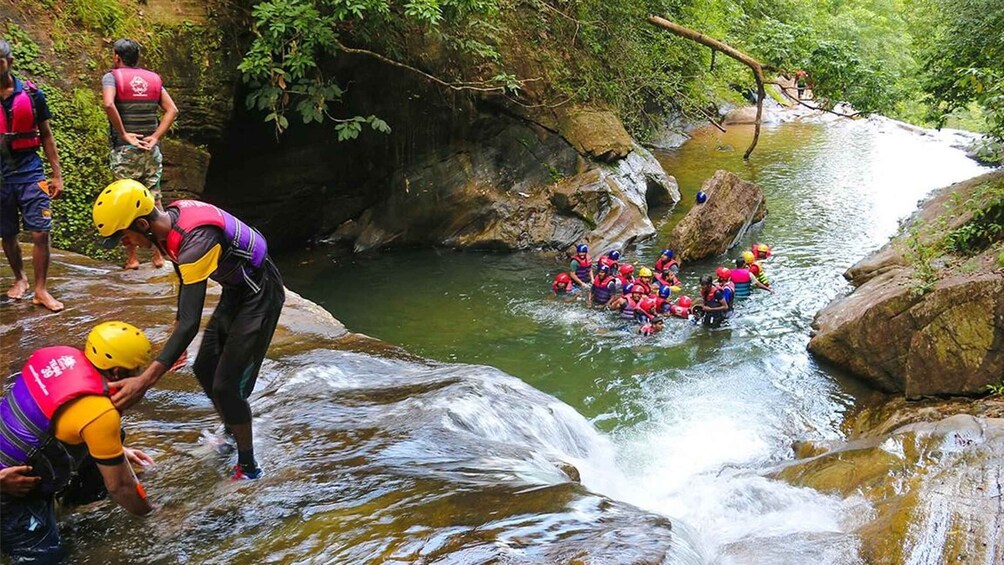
[809,171,1004,397]
[776,397,1004,565]
[668,170,767,261]
[1,248,689,563]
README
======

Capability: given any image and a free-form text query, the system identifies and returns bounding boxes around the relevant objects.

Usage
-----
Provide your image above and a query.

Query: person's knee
[30,231,50,245]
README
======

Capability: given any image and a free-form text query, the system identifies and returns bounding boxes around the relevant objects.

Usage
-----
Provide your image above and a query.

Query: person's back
[731,259,753,299]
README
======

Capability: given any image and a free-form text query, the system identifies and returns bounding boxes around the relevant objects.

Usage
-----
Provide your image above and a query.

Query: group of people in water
[552,243,775,334]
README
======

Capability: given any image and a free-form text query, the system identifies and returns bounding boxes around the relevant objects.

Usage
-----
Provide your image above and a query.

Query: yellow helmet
[638,267,653,278]
[742,250,756,264]
[84,321,153,371]
[92,179,155,237]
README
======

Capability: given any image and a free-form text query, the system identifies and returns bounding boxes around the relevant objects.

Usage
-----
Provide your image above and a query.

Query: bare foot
[152,249,165,269]
[6,278,29,300]
[32,289,64,312]
[123,258,141,270]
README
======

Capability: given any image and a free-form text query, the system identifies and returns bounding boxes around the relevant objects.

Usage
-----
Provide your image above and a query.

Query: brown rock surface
[558,109,634,162]
[809,171,1004,397]
[776,399,1004,565]
[668,170,768,261]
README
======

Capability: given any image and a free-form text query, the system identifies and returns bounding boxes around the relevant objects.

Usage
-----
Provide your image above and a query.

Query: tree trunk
[647,15,768,160]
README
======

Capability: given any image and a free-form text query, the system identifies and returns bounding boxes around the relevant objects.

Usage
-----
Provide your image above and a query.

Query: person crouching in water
[639,316,665,336]
[634,267,656,296]
[551,272,577,299]
[695,275,730,327]
[0,322,155,562]
[589,264,617,307]
[612,283,649,323]
[656,263,681,290]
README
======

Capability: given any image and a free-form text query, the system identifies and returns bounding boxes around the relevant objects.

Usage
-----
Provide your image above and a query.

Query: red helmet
[716,267,732,280]
[677,295,693,308]
[556,273,572,284]
[620,264,635,276]
[631,284,645,294]
[753,243,772,259]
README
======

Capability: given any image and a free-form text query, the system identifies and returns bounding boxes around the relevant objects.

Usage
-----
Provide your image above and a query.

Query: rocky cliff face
[667,170,767,261]
[808,171,1004,397]
[205,54,678,252]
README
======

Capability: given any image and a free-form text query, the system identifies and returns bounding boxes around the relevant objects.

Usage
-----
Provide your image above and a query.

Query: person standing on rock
[0,321,155,562]
[102,38,178,270]
[92,180,285,480]
[0,39,64,312]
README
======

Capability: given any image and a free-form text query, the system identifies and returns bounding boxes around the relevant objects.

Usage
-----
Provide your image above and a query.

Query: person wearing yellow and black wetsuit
[0,322,154,563]
[92,180,285,480]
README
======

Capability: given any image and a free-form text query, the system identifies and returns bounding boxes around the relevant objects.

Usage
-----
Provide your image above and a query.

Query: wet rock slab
[776,398,1004,565]
[668,170,767,261]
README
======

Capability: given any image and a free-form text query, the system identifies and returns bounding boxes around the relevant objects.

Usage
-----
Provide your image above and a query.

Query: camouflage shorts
[110,144,163,201]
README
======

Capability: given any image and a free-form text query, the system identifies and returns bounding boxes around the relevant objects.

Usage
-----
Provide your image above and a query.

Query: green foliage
[69,0,126,35]
[915,0,1004,141]
[905,229,940,296]
[238,0,505,136]
[944,182,1004,254]
[984,381,1004,396]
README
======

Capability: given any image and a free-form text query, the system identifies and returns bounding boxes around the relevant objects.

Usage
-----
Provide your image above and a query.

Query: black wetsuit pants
[193,258,285,425]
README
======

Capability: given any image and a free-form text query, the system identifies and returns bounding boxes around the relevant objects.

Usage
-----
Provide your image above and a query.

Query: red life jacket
[656,273,680,288]
[634,280,652,295]
[0,81,41,152]
[617,275,634,291]
[655,257,679,272]
[669,303,690,319]
[637,297,657,318]
[111,67,163,141]
[21,346,106,419]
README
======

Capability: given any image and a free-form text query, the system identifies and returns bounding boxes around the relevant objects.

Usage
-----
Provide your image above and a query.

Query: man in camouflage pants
[102,38,178,269]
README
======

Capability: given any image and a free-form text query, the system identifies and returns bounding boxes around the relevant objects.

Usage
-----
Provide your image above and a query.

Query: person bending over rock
[93,180,285,480]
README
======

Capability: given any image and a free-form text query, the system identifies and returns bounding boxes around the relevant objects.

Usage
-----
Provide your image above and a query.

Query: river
[61,115,989,564]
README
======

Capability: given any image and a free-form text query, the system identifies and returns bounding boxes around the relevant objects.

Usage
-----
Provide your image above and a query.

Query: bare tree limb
[333,39,539,94]
[647,15,767,159]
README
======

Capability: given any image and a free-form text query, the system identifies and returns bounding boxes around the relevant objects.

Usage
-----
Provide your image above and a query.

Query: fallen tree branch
[334,40,539,94]
[647,15,766,159]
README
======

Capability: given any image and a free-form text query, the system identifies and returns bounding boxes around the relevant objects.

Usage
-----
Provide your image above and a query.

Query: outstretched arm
[110,280,207,410]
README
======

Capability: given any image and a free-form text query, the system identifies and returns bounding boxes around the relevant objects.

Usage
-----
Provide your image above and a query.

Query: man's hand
[0,466,42,496]
[124,447,154,468]
[138,135,159,150]
[48,176,64,199]
[123,132,146,149]
[109,375,151,411]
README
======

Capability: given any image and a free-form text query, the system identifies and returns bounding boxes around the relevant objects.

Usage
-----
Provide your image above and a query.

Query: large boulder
[667,170,767,261]
[776,398,1004,565]
[808,271,1004,396]
[809,170,1004,397]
